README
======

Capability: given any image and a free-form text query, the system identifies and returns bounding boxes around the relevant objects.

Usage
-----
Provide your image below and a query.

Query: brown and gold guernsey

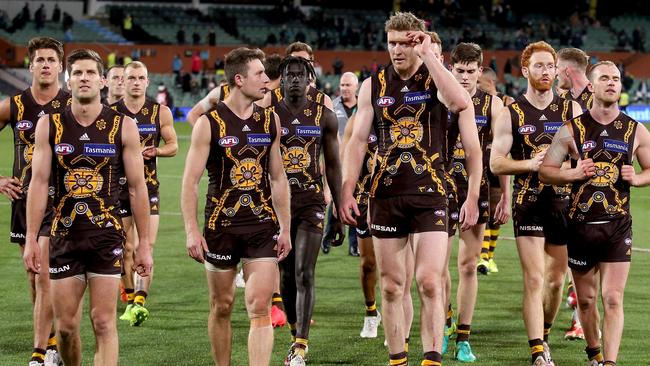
[271,85,327,107]
[448,89,492,187]
[370,63,446,199]
[49,106,124,237]
[273,98,324,190]
[561,87,593,112]
[444,106,459,196]
[509,95,574,204]
[217,84,230,102]
[497,92,511,105]
[204,102,277,232]
[9,88,70,194]
[354,127,379,205]
[569,111,637,222]
[110,99,161,192]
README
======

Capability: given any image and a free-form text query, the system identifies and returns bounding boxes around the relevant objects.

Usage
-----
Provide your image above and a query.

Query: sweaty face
[239,59,269,101]
[524,51,556,92]
[30,48,62,87]
[556,59,572,91]
[67,59,103,104]
[125,67,149,98]
[282,62,309,99]
[452,62,482,93]
[106,67,125,98]
[590,64,621,105]
[387,31,419,73]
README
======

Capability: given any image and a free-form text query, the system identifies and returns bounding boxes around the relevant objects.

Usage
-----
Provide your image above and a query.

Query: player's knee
[361,257,377,275]
[56,317,79,339]
[602,290,624,311]
[246,297,271,320]
[90,312,116,337]
[381,280,404,302]
[458,260,477,277]
[295,268,315,289]
[416,278,441,299]
[577,292,597,310]
[523,273,544,292]
[210,295,235,318]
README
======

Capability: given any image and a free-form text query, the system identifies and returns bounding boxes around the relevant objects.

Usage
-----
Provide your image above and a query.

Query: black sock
[528,338,544,362]
[543,322,552,342]
[31,348,46,363]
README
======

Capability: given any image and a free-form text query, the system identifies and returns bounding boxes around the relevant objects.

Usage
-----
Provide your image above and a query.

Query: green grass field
[1,122,649,365]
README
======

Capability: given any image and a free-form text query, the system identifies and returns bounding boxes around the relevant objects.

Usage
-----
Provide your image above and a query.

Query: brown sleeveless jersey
[443,105,459,198]
[448,89,492,186]
[273,98,326,189]
[370,63,446,199]
[271,85,327,107]
[9,88,70,194]
[568,111,637,222]
[110,99,161,191]
[509,95,574,204]
[497,92,512,106]
[217,84,230,102]
[204,102,277,232]
[354,126,379,203]
[49,106,124,237]
[561,87,593,112]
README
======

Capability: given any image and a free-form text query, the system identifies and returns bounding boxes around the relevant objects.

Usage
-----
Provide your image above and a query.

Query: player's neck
[571,76,589,98]
[589,100,620,124]
[468,85,478,98]
[285,94,309,112]
[124,95,145,113]
[30,82,59,105]
[71,98,103,126]
[223,89,255,120]
[107,95,122,105]
[524,87,554,109]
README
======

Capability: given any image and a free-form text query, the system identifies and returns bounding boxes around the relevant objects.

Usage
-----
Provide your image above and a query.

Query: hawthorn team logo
[390,117,423,148]
[230,158,262,190]
[283,146,311,174]
[64,168,104,198]
[591,162,619,187]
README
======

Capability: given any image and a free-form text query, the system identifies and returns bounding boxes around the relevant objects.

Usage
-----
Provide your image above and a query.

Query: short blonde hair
[124,60,148,73]
[385,12,425,33]
[521,41,556,68]
[427,31,442,47]
[587,60,618,82]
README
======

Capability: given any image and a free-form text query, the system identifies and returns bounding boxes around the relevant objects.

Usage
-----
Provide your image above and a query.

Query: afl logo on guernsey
[582,140,596,152]
[16,120,33,130]
[518,125,536,135]
[55,143,74,155]
[281,127,290,136]
[376,96,395,107]
[218,136,239,147]
[368,134,377,143]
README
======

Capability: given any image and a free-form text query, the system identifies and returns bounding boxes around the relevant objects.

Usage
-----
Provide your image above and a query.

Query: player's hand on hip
[22,237,41,274]
[0,176,22,200]
[339,193,360,226]
[276,230,292,262]
[186,230,207,263]
[621,164,638,186]
[459,198,479,231]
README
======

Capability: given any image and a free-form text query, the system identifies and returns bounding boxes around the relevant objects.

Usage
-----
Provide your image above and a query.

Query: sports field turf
[0,122,648,365]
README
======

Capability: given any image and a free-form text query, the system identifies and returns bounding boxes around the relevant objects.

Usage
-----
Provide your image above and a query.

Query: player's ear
[587,81,594,93]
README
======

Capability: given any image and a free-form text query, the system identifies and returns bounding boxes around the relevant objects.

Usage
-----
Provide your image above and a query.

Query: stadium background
[1,0,650,365]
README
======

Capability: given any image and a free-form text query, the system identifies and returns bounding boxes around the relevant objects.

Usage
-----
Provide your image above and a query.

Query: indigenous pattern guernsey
[509,95,573,204]
[273,98,324,189]
[110,99,161,191]
[370,63,446,198]
[448,89,492,185]
[354,127,379,204]
[9,88,70,194]
[49,106,124,237]
[204,102,277,231]
[569,111,637,222]
[271,85,328,107]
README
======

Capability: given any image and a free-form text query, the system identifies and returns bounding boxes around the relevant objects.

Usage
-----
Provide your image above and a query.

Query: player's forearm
[180,181,200,233]
[630,169,650,187]
[325,161,342,209]
[498,174,511,196]
[25,179,48,240]
[156,141,178,157]
[129,182,151,244]
[538,166,576,185]
[270,177,291,234]
[464,146,482,200]
[421,52,469,112]
[342,140,366,197]
[187,107,204,127]
[490,155,534,175]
